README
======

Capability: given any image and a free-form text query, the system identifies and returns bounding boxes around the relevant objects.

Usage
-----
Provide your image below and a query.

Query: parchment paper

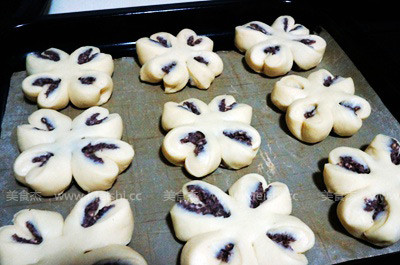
[1,29,400,264]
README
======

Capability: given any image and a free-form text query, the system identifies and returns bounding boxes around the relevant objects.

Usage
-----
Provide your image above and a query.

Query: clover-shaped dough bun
[161,95,261,177]
[235,15,326,77]
[171,173,315,265]
[0,191,147,265]
[22,46,114,109]
[271,69,371,143]
[324,134,400,246]
[136,29,223,93]
[13,107,134,196]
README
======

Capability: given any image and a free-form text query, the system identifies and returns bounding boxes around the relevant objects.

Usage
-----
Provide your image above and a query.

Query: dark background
[0,0,399,264]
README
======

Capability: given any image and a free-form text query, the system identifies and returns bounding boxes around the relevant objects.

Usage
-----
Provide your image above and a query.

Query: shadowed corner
[312,157,329,192]
[164,212,184,265]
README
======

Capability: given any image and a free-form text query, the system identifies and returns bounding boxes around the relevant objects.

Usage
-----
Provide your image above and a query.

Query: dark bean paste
[81,143,119,164]
[32,78,61,98]
[85,113,108,126]
[250,182,271,208]
[390,138,400,165]
[246,23,270,35]
[187,35,203,46]
[180,131,207,156]
[338,156,370,174]
[290,25,303,32]
[35,117,55,131]
[81,197,115,228]
[178,184,231,217]
[179,101,201,115]
[304,106,317,119]
[339,102,361,114]
[283,17,289,32]
[323,75,340,87]
[364,194,387,220]
[193,56,209,65]
[79,76,96,85]
[216,243,235,262]
[223,130,252,146]
[161,62,177,74]
[267,232,296,250]
[35,50,60,62]
[264,46,280,55]
[12,221,43,245]
[151,36,171,48]
[218,99,237,112]
[78,48,98,65]
[297,39,316,46]
[32,152,54,167]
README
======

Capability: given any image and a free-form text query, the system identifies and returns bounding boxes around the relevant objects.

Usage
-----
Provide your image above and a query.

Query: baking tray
[1,0,399,264]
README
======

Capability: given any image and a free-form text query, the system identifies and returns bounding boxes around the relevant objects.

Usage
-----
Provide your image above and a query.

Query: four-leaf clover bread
[235,15,326,77]
[0,191,147,265]
[161,95,261,177]
[136,29,223,93]
[271,69,371,143]
[171,173,315,265]
[14,107,134,196]
[324,135,400,246]
[23,46,114,109]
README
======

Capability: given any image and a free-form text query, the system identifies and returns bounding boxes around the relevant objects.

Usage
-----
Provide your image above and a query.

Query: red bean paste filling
[364,194,387,220]
[180,131,207,156]
[12,221,43,245]
[390,139,400,165]
[290,25,303,32]
[304,106,317,119]
[35,50,60,62]
[267,232,296,250]
[79,76,96,85]
[78,48,99,65]
[216,243,235,262]
[187,35,203,46]
[161,62,177,74]
[223,130,252,146]
[339,102,361,114]
[250,182,271,208]
[264,46,280,55]
[323,75,340,87]
[194,56,209,65]
[81,197,115,228]
[338,156,370,174]
[246,23,270,35]
[34,117,55,131]
[81,143,119,164]
[219,99,237,112]
[297,39,316,46]
[151,36,171,48]
[178,184,231,217]
[85,113,108,126]
[32,78,61,98]
[283,17,289,32]
[179,101,201,115]
[32,152,54,167]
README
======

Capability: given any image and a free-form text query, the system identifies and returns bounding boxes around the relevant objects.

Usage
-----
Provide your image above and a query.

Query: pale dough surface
[23,46,114,109]
[136,29,223,93]
[162,95,261,177]
[271,69,371,143]
[324,134,400,246]
[235,16,326,77]
[0,191,147,265]
[14,107,134,196]
[171,173,315,265]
